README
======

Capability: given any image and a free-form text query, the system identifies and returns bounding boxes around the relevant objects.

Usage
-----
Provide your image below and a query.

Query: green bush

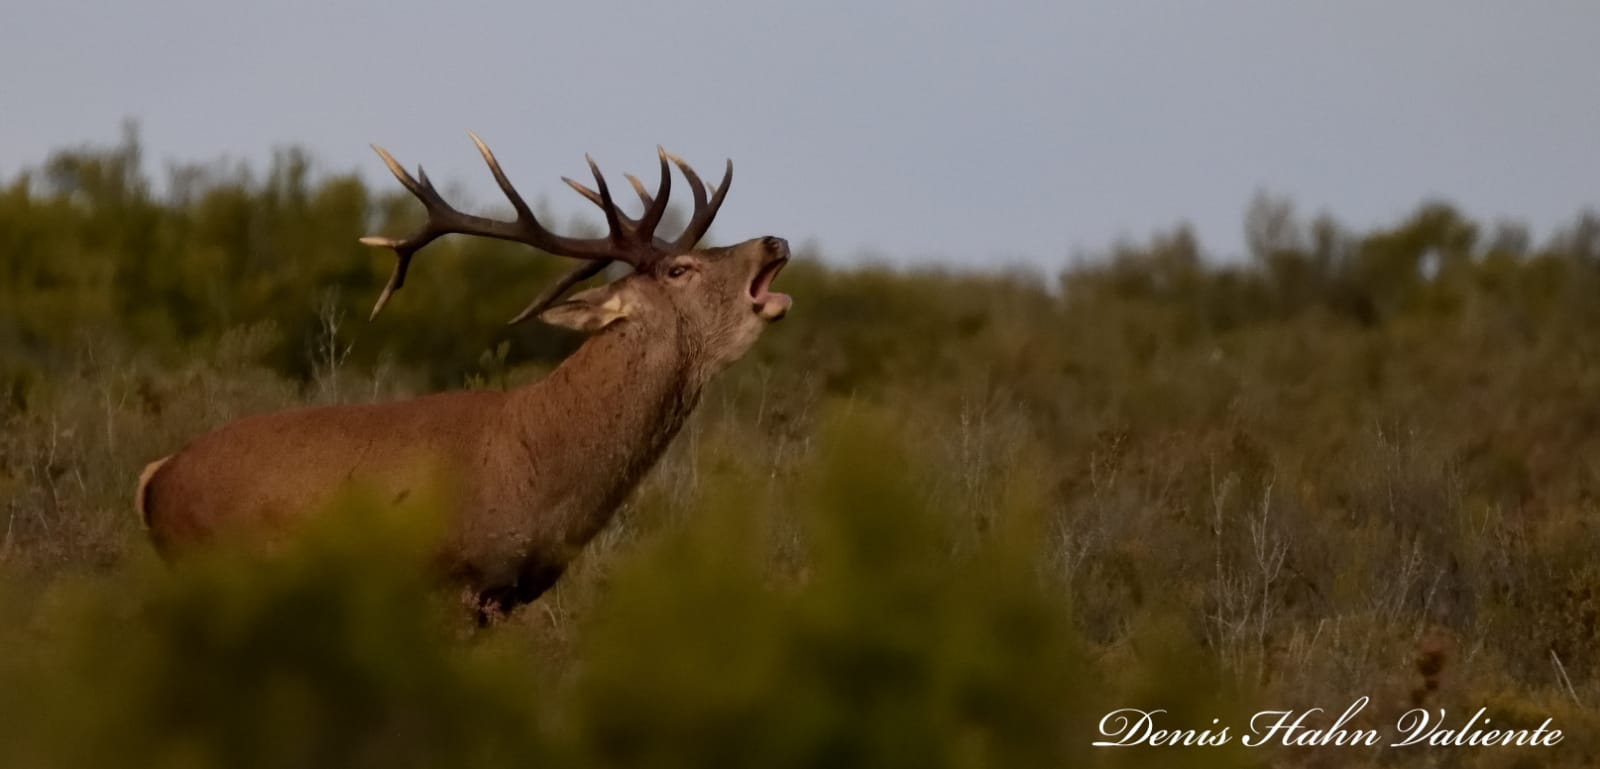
[0,496,544,769]
[0,408,1260,769]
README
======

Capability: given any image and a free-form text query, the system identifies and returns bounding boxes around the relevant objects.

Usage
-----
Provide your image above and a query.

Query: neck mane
[504,318,701,546]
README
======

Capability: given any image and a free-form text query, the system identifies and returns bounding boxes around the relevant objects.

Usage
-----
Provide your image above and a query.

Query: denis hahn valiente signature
[1093,697,1562,749]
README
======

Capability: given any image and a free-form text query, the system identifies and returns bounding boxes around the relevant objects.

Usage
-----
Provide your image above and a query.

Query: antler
[360,133,725,324]
[564,151,733,252]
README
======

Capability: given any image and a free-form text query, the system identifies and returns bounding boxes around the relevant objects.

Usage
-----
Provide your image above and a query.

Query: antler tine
[361,242,411,319]
[561,176,676,252]
[569,149,726,253]
[505,259,612,326]
[634,147,672,241]
[623,174,654,210]
[667,155,732,250]
[566,150,671,227]
[562,176,638,226]
[565,155,678,252]
[663,150,706,211]
[371,144,427,198]
[360,145,455,319]
[468,131,537,223]
[584,155,627,250]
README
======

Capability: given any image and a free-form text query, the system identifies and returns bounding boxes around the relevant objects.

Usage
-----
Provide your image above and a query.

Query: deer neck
[504,318,701,543]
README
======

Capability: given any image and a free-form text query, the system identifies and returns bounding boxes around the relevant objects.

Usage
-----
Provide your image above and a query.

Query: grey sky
[4,1,1597,269]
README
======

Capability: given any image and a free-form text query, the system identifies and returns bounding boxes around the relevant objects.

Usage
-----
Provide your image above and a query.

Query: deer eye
[667,265,690,279]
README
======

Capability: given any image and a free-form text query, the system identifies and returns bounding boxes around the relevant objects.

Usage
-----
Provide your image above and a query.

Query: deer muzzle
[750,239,791,320]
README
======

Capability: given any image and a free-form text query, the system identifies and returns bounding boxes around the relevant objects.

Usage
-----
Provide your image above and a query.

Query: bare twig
[1550,649,1582,707]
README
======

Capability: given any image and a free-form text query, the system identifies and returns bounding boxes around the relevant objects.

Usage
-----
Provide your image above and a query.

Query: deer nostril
[763,236,789,255]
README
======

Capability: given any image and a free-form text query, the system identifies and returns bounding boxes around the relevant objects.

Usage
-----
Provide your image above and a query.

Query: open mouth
[749,257,792,320]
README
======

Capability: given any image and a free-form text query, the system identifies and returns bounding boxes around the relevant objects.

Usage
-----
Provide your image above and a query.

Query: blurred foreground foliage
[0,415,1252,769]
[3,129,1600,766]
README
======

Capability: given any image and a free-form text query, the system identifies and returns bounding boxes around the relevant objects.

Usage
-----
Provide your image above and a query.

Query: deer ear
[536,282,634,332]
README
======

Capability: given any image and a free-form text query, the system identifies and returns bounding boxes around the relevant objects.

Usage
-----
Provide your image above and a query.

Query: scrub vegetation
[2,128,1597,767]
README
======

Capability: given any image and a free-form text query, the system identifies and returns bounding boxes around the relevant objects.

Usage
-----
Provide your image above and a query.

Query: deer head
[359,134,791,380]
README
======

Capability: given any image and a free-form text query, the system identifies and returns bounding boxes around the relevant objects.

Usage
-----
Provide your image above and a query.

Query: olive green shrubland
[2,129,1598,767]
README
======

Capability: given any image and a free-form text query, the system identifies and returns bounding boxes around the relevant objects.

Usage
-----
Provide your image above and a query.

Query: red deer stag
[136,134,791,618]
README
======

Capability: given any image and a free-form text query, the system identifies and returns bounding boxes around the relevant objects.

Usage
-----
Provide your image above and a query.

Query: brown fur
[139,236,791,614]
